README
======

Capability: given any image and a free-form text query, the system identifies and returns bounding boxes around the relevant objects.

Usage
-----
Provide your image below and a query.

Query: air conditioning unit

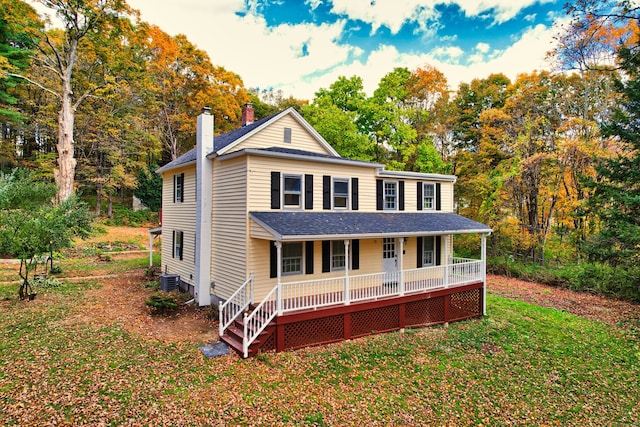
[160,274,180,292]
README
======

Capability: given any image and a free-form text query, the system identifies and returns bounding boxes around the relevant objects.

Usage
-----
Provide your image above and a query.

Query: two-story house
[156,105,491,358]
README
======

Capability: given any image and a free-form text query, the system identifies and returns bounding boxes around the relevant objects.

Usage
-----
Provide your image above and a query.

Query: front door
[382,238,398,285]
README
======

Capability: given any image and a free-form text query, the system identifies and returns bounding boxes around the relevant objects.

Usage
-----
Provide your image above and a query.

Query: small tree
[0,169,92,299]
[134,163,162,212]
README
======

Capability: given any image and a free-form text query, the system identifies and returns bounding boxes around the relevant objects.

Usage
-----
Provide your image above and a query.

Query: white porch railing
[222,258,484,358]
[218,273,254,337]
[242,285,278,358]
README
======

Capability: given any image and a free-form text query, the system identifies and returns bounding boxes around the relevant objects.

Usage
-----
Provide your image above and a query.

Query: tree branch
[6,73,61,100]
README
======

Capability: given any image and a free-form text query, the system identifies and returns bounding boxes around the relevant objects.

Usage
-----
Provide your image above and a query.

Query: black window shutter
[399,180,405,211]
[351,178,359,210]
[435,236,442,266]
[417,182,423,211]
[322,240,330,273]
[352,239,360,270]
[179,173,184,202]
[323,175,331,210]
[173,175,176,203]
[305,241,314,274]
[269,241,277,278]
[436,183,442,211]
[417,236,423,267]
[178,231,183,260]
[271,172,281,209]
[172,230,175,258]
[305,174,314,210]
[376,179,383,210]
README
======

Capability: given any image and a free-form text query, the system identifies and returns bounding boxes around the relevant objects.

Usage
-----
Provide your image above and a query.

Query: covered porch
[220,212,491,357]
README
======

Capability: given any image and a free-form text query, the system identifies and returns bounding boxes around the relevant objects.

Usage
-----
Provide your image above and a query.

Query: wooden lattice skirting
[260,282,483,353]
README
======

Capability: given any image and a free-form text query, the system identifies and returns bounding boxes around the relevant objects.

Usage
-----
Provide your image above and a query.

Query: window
[422,236,434,266]
[173,230,183,260]
[282,242,303,275]
[174,173,184,203]
[333,178,349,209]
[331,240,346,271]
[283,175,302,208]
[423,183,435,210]
[384,181,397,210]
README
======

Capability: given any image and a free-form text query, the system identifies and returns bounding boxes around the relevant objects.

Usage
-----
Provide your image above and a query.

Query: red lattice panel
[449,289,481,321]
[351,305,400,337]
[283,315,344,350]
[405,296,446,327]
[259,332,276,353]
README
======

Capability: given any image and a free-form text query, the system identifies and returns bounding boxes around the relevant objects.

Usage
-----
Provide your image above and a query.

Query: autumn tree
[8,0,136,202]
[451,73,512,152]
[583,39,640,268]
[140,24,248,161]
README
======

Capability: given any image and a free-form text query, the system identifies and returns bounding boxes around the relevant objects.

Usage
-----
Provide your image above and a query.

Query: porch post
[399,238,405,296]
[344,239,350,305]
[443,235,449,288]
[275,241,283,315]
[148,232,153,267]
[481,233,487,315]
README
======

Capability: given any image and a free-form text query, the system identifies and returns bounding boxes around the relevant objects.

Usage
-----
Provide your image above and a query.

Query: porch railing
[219,273,254,337]
[229,258,483,357]
[279,258,483,315]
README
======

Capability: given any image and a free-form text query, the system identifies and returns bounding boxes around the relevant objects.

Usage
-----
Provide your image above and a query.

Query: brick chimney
[241,103,254,126]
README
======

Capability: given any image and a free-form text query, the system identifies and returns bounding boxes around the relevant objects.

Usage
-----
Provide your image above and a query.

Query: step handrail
[219,273,254,337]
[243,284,278,358]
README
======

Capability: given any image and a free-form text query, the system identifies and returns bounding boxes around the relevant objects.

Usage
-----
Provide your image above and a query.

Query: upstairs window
[283,175,302,208]
[384,181,397,210]
[174,173,184,203]
[333,178,349,209]
[423,183,435,210]
[282,242,303,275]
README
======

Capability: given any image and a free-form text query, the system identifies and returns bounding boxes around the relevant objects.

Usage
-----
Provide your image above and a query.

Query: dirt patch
[488,274,640,327]
[63,270,218,344]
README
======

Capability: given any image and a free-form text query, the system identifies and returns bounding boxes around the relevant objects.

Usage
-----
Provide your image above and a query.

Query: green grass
[0,273,638,426]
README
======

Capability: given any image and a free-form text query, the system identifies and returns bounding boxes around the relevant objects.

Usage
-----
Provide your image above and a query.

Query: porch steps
[220,308,276,358]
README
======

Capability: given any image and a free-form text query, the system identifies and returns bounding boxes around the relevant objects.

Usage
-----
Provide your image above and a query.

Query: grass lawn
[0,243,638,425]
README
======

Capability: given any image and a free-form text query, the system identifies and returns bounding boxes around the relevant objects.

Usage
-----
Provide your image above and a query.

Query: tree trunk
[95,181,102,215]
[107,193,113,218]
[54,74,77,202]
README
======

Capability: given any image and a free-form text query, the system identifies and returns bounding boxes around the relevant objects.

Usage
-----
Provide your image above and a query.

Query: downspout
[195,108,214,306]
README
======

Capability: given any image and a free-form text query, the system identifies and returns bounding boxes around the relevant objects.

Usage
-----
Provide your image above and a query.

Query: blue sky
[45,0,569,99]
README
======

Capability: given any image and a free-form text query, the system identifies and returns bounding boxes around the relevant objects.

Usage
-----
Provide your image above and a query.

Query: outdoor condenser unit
[160,274,179,292]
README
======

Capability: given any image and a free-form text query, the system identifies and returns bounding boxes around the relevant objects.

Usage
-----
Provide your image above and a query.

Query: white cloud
[524,13,537,22]
[454,0,555,24]
[476,42,491,53]
[327,0,555,35]
[330,0,440,35]
[47,0,558,101]
[306,0,323,11]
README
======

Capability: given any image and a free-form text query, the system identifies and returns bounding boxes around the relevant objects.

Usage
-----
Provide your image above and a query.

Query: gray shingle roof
[250,211,491,240]
[156,112,281,173]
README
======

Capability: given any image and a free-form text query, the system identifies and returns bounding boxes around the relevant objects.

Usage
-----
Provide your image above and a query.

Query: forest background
[1,0,639,301]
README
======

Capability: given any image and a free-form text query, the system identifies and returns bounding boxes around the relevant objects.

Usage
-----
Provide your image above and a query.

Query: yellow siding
[160,165,197,285]
[247,156,378,212]
[231,115,334,155]
[211,156,248,300]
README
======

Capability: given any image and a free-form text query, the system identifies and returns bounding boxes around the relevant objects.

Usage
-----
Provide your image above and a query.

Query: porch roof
[250,211,491,241]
